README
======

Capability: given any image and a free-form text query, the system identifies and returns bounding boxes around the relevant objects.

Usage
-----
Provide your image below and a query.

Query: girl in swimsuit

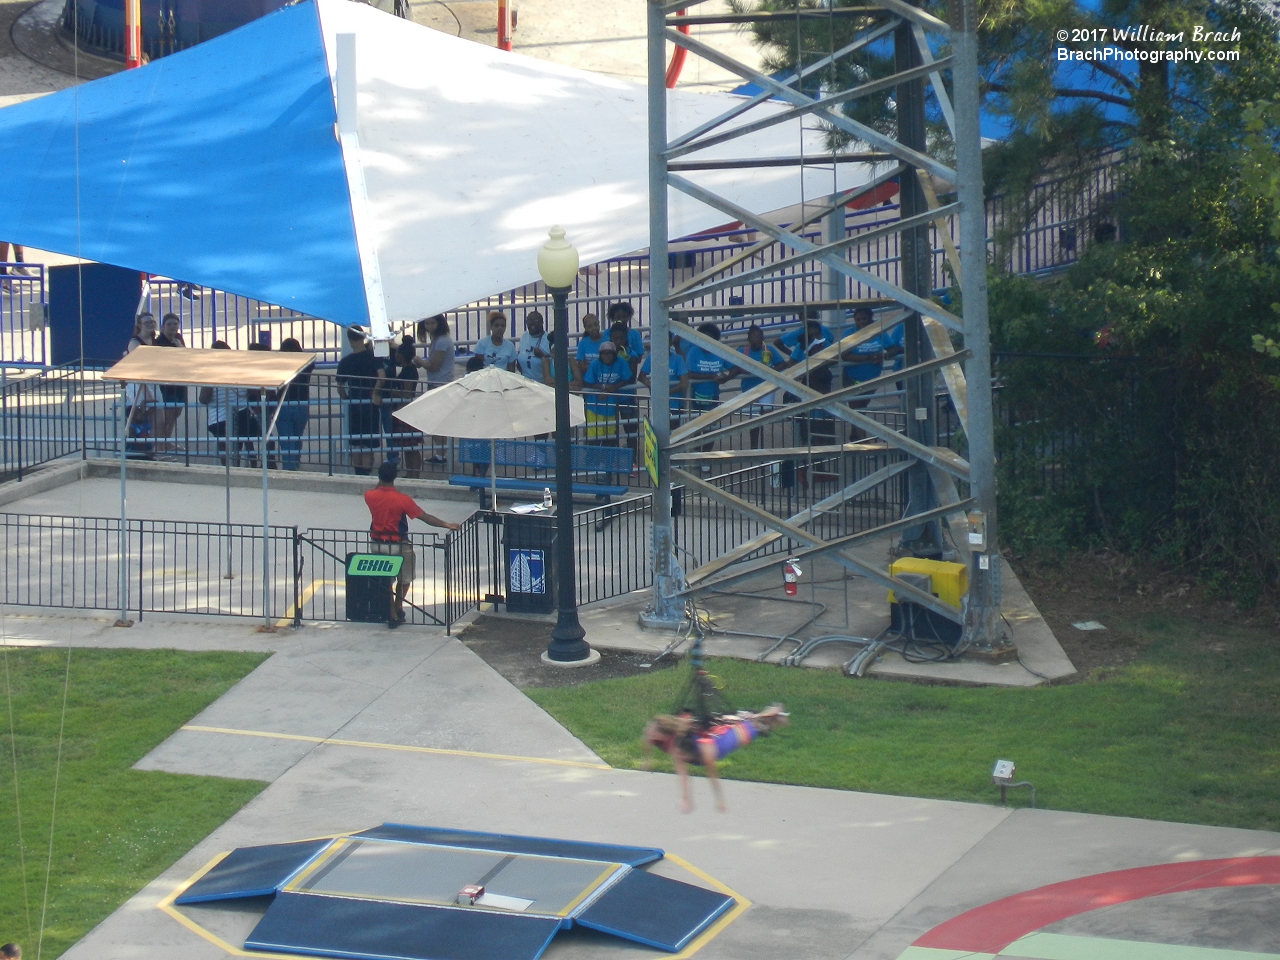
[641,704,788,813]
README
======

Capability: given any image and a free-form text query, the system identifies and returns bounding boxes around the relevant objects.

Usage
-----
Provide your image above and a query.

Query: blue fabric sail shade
[170,825,737,960]
[0,0,369,326]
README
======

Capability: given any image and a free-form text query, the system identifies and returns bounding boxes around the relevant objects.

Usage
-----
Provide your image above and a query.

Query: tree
[1240,96,1280,362]
[733,0,1279,201]
[733,0,1280,597]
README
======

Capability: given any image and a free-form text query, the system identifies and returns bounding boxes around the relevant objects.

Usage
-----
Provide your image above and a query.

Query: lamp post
[537,226,591,662]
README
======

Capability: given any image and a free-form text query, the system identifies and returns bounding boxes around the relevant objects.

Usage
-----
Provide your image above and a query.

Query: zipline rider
[365,460,460,627]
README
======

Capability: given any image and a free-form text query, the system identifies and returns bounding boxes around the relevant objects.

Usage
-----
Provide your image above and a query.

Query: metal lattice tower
[643,0,1010,654]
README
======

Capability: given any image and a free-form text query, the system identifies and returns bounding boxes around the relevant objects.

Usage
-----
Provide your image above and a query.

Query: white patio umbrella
[393,367,586,511]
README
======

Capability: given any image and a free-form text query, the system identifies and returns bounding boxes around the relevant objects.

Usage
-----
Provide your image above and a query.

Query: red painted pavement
[913,856,1280,954]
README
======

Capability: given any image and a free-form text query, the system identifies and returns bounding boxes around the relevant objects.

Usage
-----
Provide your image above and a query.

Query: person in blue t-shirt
[683,324,734,471]
[841,306,903,384]
[476,312,518,371]
[774,315,833,356]
[608,321,642,455]
[582,341,633,445]
[683,323,733,410]
[639,335,690,429]
[840,306,903,440]
[538,330,573,387]
[782,320,836,369]
[607,302,646,360]
[574,313,606,380]
[732,324,786,448]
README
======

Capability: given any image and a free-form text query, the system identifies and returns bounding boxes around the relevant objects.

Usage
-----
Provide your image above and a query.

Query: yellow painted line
[558,862,624,917]
[274,578,340,629]
[155,852,300,960]
[664,852,752,959]
[180,724,612,770]
[281,837,348,893]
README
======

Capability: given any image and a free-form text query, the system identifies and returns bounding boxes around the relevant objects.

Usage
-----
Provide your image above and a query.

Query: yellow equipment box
[887,557,968,609]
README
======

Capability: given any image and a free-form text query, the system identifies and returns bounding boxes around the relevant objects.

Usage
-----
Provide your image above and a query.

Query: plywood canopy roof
[102,346,313,388]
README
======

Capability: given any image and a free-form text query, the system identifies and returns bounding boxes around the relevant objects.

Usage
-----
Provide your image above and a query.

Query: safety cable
[3,640,32,944]
[35,649,72,960]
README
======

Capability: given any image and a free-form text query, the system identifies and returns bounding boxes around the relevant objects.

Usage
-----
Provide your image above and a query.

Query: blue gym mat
[171,825,736,957]
[175,840,330,904]
[353,823,664,867]
[575,868,736,952]
[246,891,562,960]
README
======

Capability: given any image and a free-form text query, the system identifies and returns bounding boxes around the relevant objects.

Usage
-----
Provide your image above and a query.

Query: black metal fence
[0,513,297,620]
[0,512,477,629]
[1,364,917,488]
[0,365,96,481]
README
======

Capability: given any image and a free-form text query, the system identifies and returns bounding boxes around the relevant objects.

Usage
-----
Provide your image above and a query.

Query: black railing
[0,514,296,620]
[573,497,653,603]
[0,365,86,481]
[6,366,913,489]
[295,527,448,627]
[0,513,478,629]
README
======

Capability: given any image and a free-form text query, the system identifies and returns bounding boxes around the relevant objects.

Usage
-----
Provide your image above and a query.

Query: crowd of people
[455,301,903,466]
[119,302,902,474]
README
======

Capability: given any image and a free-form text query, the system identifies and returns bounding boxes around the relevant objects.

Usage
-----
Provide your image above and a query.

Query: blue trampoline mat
[575,868,736,952]
[175,840,330,904]
[246,891,562,960]
[353,823,663,868]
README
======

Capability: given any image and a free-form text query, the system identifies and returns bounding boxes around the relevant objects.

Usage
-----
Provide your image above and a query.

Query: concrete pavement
[3,604,1276,960]
[2,461,1077,686]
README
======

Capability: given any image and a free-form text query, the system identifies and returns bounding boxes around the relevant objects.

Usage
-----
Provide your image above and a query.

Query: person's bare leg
[671,751,694,813]
[698,742,727,812]
[404,449,422,479]
[393,581,408,621]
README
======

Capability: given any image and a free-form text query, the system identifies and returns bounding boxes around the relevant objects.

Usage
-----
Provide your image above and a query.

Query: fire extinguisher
[782,558,801,597]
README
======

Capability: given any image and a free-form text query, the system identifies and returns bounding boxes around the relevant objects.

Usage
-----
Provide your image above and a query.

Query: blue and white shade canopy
[0,0,873,333]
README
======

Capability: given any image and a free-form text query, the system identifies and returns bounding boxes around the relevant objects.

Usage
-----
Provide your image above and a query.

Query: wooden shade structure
[104,346,317,629]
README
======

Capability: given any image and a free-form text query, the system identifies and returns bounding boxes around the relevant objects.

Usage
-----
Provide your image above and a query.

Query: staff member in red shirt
[364,460,460,626]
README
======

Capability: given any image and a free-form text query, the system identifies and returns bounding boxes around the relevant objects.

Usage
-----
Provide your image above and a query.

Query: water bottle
[543,487,552,510]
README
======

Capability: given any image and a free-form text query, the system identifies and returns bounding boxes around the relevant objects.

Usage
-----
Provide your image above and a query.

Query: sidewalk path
[5,609,1276,960]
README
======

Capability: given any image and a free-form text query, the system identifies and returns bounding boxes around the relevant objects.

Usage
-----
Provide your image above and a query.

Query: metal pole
[116,384,131,625]
[260,392,271,630]
[545,286,590,661]
[225,390,233,575]
[124,0,141,68]
[641,0,682,627]
[951,0,1006,651]
[895,14,941,557]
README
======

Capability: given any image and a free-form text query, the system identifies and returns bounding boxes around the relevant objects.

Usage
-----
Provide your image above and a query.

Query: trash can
[344,551,397,622]
[503,513,556,614]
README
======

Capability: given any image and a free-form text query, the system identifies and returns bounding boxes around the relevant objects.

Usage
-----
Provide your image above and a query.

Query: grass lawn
[527,610,1280,831]
[0,647,269,958]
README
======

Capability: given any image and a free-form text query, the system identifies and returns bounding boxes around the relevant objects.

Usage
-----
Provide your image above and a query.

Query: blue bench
[450,439,633,505]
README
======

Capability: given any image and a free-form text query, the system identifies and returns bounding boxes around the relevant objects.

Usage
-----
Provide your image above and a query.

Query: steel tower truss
[644,0,1010,653]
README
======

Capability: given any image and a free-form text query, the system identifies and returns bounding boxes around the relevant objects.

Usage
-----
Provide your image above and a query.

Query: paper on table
[508,503,548,515]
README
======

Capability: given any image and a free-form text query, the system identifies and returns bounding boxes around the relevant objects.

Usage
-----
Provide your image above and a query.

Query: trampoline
[174,823,737,960]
